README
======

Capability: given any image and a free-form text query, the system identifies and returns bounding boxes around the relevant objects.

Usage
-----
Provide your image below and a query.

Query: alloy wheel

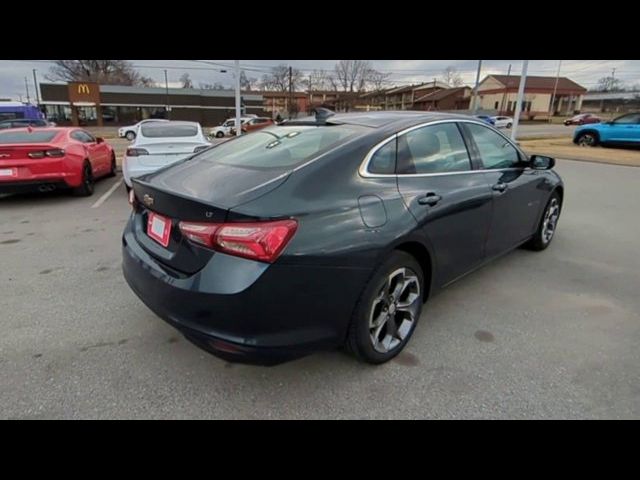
[369,267,421,353]
[542,198,560,244]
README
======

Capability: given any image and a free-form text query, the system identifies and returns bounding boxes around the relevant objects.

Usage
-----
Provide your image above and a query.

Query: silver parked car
[122,121,211,190]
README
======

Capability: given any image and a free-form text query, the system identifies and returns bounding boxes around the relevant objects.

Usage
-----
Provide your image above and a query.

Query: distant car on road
[122,121,210,190]
[230,117,275,135]
[0,127,116,196]
[118,119,169,141]
[208,117,252,138]
[564,113,600,126]
[491,116,513,129]
[475,115,496,126]
[573,112,640,147]
[0,118,53,129]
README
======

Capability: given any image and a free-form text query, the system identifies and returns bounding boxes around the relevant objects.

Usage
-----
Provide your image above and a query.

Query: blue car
[474,115,496,126]
[573,112,640,147]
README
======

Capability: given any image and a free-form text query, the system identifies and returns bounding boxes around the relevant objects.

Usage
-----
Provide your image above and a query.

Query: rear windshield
[0,131,58,144]
[141,124,198,138]
[193,125,362,169]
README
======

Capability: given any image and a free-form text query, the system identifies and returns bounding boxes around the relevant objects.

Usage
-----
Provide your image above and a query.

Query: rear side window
[465,123,520,170]
[0,131,58,143]
[195,125,361,169]
[141,124,198,137]
[368,139,396,174]
[397,123,471,174]
[613,114,640,124]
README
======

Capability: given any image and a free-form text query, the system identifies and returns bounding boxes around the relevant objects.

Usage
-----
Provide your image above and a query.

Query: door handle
[492,182,508,192]
[417,192,442,206]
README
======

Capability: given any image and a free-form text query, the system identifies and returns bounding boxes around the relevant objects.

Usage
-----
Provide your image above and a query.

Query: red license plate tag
[147,212,172,247]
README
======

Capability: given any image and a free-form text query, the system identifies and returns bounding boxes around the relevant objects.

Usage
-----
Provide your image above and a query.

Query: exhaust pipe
[38,184,56,192]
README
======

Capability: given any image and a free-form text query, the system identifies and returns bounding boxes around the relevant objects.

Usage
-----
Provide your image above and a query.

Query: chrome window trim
[359,118,527,178]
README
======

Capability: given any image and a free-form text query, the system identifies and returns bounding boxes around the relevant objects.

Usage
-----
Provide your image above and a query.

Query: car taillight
[178,219,298,263]
[126,148,149,157]
[27,149,65,159]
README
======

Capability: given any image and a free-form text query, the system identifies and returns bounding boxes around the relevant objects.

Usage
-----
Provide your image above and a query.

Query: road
[1,159,639,419]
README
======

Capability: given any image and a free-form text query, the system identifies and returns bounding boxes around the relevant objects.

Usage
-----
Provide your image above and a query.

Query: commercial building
[413,87,471,111]
[581,91,640,114]
[39,82,265,127]
[475,75,587,119]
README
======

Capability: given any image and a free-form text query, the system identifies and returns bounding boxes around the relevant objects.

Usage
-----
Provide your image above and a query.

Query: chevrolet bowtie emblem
[143,194,154,207]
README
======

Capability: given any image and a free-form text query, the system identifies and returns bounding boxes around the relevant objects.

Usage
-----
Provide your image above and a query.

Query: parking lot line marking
[91,178,123,208]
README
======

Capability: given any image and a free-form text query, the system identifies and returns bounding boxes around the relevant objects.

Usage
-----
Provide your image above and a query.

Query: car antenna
[313,107,335,124]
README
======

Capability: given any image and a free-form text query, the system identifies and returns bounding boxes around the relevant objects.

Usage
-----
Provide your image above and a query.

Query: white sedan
[122,121,211,189]
[118,119,169,141]
[208,117,252,138]
[492,116,514,129]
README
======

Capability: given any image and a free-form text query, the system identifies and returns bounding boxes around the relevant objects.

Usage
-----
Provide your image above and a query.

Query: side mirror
[530,154,555,170]
[96,137,104,144]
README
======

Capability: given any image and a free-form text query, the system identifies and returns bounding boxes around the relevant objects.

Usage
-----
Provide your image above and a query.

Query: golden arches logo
[77,84,90,94]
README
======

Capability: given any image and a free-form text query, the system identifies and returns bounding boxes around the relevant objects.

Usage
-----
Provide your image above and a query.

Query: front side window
[613,114,640,124]
[397,122,471,174]
[465,123,521,170]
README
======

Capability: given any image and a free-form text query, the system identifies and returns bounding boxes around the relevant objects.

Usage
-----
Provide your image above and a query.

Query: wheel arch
[393,241,434,302]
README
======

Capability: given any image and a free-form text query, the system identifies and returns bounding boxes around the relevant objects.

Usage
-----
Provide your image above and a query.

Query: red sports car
[564,113,601,126]
[0,127,116,196]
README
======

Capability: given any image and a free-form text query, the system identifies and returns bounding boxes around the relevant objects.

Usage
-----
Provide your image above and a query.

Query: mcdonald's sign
[68,81,100,104]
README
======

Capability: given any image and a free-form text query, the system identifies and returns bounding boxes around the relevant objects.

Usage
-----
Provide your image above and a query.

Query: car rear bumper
[0,179,70,194]
[122,219,372,365]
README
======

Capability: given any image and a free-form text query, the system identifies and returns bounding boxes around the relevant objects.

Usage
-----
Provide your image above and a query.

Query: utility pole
[511,60,529,141]
[471,60,483,113]
[500,64,512,114]
[164,69,170,119]
[235,60,241,136]
[610,67,616,91]
[32,69,40,106]
[24,77,31,104]
[549,60,562,120]
[288,66,293,119]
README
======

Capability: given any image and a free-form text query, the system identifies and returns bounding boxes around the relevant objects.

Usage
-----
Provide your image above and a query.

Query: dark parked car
[0,118,53,129]
[564,113,600,126]
[123,111,563,365]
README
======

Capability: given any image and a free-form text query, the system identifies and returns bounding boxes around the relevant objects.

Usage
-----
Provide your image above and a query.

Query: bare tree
[46,60,153,86]
[239,71,258,90]
[333,60,373,92]
[259,64,304,92]
[366,69,390,91]
[441,66,464,87]
[199,82,227,90]
[304,70,334,91]
[594,76,625,92]
[179,73,193,89]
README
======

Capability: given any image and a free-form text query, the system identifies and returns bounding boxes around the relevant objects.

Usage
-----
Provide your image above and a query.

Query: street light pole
[471,60,483,113]
[549,60,562,120]
[235,60,241,137]
[164,69,170,119]
[32,69,40,106]
[24,77,31,104]
[510,60,529,141]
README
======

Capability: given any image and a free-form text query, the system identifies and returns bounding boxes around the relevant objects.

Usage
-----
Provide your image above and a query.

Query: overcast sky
[1,60,639,100]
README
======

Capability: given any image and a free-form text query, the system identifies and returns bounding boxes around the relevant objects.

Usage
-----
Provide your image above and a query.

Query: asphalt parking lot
[1,158,639,419]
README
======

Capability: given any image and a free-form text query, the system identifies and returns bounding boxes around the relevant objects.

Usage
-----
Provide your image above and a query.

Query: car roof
[289,111,483,130]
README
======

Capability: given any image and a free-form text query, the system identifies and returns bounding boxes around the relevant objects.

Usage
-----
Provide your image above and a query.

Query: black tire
[524,191,562,251]
[506,122,512,128]
[346,251,424,364]
[125,131,136,141]
[107,152,117,177]
[72,162,94,197]
[576,131,599,147]
[216,131,225,138]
